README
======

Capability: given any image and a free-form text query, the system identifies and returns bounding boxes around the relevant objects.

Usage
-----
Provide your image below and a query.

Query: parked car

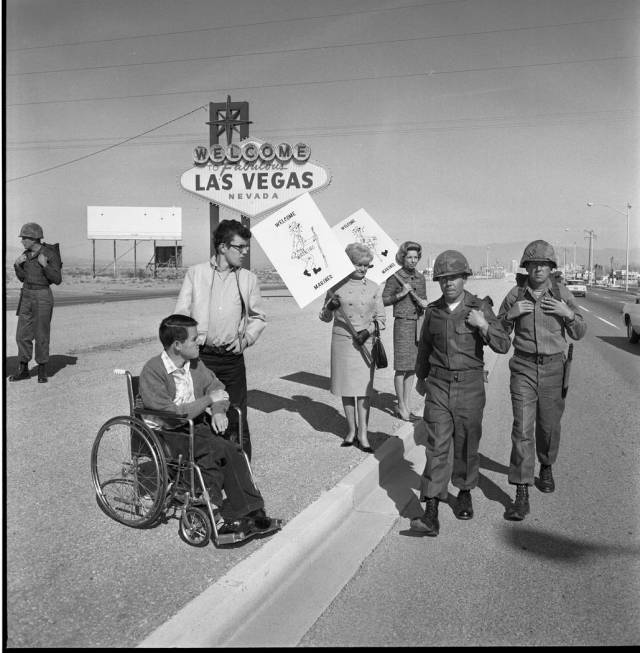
[565,279,587,297]
[622,297,640,343]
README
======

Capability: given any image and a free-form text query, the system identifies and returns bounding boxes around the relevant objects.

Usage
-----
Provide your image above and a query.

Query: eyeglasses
[228,243,250,253]
[355,263,374,269]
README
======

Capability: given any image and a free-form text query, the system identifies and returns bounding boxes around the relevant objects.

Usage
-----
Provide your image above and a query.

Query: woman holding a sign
[319,243,386,453]
[382,241,429,421]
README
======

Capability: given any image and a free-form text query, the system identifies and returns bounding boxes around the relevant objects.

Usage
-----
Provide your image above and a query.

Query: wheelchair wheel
[179,506,212,547]
[91,416,167,528]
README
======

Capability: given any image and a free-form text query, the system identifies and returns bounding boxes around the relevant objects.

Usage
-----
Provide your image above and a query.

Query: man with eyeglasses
[9,222,62,383]
[175,219,266,460]
[498,240,586,521]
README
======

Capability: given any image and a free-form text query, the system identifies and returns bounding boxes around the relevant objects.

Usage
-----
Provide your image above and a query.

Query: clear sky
[5,0,639,272]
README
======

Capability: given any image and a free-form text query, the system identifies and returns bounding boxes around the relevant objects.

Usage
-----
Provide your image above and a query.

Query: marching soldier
[9,223,62,383]
[498,240,586,520]
[410,251,510,536]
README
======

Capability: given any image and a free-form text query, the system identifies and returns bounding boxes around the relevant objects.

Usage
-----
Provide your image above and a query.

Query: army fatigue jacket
[497,280,587,355]
[14,243,62,287]
[415,290,510,379]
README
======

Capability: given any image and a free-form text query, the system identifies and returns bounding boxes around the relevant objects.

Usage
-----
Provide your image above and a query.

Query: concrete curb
[137,419,418,648]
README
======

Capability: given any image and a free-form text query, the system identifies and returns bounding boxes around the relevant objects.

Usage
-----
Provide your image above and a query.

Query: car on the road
[565,279,587,297]
[622,297,640,343]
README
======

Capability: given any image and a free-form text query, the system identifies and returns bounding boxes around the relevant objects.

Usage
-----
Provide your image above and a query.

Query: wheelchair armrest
[135,408,189,420]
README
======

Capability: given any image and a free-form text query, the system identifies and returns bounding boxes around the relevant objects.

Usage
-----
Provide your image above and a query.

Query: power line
[6,109,637,149]
[5,105,207,183]
[6,54,637,108]
[7,16,630,77]
[6,0,463,52]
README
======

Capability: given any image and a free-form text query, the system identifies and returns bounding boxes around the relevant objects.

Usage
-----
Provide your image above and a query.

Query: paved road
[299,292,640,646]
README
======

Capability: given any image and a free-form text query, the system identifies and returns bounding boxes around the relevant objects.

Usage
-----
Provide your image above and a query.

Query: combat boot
[505,484,530,521]
[9,362,30,382]
[410,497,440,536]
[538,464,555,493]
[37,364,48,383]
[455,489,474,520]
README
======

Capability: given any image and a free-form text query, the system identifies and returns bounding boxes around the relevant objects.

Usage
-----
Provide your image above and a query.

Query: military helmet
[432,250,472,280]
[520,239,557,268]
[19,222,43,240]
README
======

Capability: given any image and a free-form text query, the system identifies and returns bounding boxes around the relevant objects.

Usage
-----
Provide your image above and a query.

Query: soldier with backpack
[498,240,586,521]
[410,250,510,537]
[9,223,62,384]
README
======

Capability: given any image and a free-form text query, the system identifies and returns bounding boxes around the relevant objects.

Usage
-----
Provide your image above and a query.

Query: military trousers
[16,287,54,365]
[507,354,565,486]
[420,369,486,501]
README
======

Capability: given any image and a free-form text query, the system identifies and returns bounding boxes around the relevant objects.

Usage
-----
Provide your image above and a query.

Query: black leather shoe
[410,498,439,536]
[341,437,355,447]
[455,489,474,520]
[9,363,30,382]
[37,364,48,383]
[505,484,530,521]
[538,465,555,493]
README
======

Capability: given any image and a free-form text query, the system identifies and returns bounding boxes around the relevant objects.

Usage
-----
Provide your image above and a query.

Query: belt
[200,343,233,355]
[396,316,418,320]
[429,366,484,382]
[23,282,50,290]
[514,350,563,365]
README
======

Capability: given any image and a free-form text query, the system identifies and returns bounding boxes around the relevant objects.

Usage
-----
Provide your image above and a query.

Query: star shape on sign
[207,95,252,145]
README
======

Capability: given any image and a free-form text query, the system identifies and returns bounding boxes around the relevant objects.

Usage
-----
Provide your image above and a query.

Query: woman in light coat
[319,243,386,452]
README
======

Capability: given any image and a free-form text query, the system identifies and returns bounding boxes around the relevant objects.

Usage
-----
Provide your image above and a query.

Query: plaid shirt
[498,281,587,355]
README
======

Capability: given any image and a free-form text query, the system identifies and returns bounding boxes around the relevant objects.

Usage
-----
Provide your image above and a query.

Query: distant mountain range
[5,241,639,273]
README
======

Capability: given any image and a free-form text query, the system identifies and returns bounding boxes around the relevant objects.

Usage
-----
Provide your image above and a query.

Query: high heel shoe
[341,437,356,447]
[356,439,374,454]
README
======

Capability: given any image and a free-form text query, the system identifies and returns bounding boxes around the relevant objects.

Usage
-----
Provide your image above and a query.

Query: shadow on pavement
[5,354,78,378]
[596,335,640,356]
[280,371,330,390]
[500,525,640,561]
[247,388,346,438]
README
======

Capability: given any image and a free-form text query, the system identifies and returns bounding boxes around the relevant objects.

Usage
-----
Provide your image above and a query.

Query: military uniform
[417,291,510,500]
[497,240,587,520]
[411,250,510,536]
[12,224,62,382]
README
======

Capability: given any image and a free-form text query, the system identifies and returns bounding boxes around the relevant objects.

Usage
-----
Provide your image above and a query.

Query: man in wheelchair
[139,313,280,540]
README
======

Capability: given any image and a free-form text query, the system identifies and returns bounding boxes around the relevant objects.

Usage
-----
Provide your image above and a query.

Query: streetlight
[587,201,632,291]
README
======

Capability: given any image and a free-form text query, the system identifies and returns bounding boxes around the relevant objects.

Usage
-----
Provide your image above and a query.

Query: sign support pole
[208,97,251,269]
[113,240,117,279]
[92,240,96,278]
[133,240,137,278]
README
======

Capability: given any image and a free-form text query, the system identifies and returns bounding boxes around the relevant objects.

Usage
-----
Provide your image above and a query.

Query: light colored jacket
[175,261,266,349]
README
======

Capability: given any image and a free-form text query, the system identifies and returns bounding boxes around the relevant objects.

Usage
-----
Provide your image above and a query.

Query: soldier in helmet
[9,223,62,383]
[497,240,586,521]
[410,250,510,537]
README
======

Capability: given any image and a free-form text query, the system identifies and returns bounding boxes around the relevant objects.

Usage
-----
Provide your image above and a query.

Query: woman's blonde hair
[395,241,422,266]
[345,242,373,264]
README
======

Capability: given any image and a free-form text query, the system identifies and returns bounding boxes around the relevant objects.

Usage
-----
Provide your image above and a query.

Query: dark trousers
[16,287,54,365]
[165,422,263,520]
[199,347,252,460]
[508,355,565,485]
[421,371,486,500]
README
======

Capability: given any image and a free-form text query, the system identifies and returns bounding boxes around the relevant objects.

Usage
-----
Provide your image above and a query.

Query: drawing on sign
[289,222,328,276]
[351,225,389,263]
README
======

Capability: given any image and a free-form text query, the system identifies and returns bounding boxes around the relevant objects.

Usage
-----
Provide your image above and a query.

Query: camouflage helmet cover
[19,222,44,239]
[432,250,472,280]
[520,239,557,267]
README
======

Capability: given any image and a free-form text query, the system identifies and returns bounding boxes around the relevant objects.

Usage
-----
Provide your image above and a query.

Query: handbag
[371,319,388,369]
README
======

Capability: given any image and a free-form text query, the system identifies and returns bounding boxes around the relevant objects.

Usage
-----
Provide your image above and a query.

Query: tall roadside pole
[584,229,596,285]
[208,96,252,269]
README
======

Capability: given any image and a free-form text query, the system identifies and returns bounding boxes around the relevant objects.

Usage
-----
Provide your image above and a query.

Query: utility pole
[584,229,596,284]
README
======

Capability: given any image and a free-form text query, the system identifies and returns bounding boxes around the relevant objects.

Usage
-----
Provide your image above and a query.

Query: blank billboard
[87,206,182,239]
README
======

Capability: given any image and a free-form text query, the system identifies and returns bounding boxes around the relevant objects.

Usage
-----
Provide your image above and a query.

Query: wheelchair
[90,369,281,547]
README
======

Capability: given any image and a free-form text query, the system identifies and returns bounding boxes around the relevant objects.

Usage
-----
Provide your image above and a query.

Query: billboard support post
[113,240,117,279]
[133,240,137,278]
[153,240,157,279]
[92,240,96,278]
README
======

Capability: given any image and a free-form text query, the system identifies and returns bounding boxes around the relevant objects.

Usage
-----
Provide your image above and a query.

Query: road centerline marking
[596,316,619,329]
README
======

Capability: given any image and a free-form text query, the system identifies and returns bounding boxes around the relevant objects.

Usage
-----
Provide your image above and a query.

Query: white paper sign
[252,193,353,308]
[332,208,399,284]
